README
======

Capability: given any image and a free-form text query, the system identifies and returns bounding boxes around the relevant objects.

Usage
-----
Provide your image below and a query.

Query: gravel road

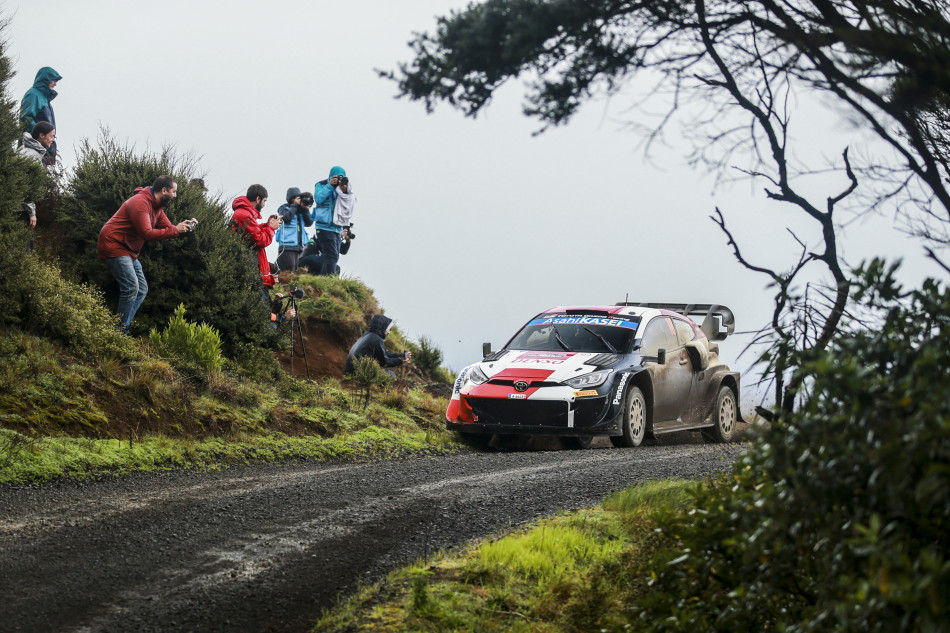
[0,441,747,633]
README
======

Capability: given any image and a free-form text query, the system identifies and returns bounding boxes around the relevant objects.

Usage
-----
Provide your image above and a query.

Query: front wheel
[706,385,737,443]
[610,386,647,448]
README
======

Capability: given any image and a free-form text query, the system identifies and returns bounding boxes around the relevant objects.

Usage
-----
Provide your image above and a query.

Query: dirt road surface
[0,442,747,633]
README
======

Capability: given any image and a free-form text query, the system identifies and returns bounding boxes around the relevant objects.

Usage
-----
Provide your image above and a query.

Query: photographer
[274,187,314,272]
[311,165,350,276]
[97,175,196,334]
[231,184,278,290]
[344,314,411,377]
[299,224,353,275]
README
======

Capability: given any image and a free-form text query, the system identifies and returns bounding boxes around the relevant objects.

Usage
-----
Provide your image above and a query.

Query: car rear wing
[615,303,736,341]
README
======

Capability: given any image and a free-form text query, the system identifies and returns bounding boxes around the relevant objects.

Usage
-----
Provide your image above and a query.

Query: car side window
[673,318,696,345]
[639,317,679,355]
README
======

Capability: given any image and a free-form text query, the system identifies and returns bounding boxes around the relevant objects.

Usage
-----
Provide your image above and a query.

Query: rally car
[446,303,741,448]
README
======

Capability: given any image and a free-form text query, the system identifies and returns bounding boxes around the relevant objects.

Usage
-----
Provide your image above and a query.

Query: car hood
[477,350,607,383]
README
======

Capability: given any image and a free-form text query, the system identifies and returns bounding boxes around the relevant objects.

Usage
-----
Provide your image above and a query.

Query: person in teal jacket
[20,67,62,163]
[312,166,349,275]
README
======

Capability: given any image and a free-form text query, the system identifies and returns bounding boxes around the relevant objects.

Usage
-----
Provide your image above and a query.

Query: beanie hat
[285,187,302,203]
[328,166,346,179]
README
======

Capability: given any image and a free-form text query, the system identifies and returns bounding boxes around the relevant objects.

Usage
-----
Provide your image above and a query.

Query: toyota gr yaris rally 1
[446,303,741,448]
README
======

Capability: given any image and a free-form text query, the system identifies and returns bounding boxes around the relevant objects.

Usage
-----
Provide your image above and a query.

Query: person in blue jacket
[20,67,62,164]
[274,187,314,271]
[312,166,349,275]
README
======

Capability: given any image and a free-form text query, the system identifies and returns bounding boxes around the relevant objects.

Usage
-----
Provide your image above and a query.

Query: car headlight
[564,370,612,389]
[465,365,489,386]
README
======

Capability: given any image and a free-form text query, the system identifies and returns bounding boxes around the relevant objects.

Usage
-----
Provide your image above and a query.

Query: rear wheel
[610,386,647,448]
[706,386,737,443]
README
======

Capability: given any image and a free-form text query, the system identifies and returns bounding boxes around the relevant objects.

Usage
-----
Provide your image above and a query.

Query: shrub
[0,19,47,233]
[411,336,443,376]
[347,355,393,408]
[150,304,224,376]
[0,233,138,359]
[55,131,277,352]
[634,260,950,633]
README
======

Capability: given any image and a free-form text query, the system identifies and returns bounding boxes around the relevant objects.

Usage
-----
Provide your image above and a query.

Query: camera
[299,191,314,207]
[290,286,305,299]
[338,176,349,186]
[186,219,198,230]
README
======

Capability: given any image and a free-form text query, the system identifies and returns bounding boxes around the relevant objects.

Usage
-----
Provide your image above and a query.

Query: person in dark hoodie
[231,184,279,289]
[274,187,313,272]
[344,314,412,376]
[20,67,62,164]
[97,175,196,333]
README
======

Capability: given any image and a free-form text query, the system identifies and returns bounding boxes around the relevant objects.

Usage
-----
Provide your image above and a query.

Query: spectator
[312,166,349,275]
[274,187,314,272]
[344,314,411,377]
[299,224,353,275]
[18,121,56,232]
[230,184,279,291]
[20,67,62,164]
[97,175,196,333]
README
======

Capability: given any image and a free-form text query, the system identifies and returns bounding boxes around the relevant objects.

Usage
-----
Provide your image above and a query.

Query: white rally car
[446,304,741,448]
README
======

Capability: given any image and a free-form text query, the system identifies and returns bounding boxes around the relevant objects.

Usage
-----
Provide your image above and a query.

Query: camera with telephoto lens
[290,286,305,299]
[338,176,349,186]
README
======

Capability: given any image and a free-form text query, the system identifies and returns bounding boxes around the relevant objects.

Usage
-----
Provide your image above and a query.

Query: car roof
[540,305,659,319]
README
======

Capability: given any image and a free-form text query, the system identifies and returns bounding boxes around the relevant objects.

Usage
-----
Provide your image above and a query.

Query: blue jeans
[105,256,147,333]
[315,230,341,276]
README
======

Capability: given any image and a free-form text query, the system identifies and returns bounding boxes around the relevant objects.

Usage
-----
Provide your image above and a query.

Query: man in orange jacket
[97,175,196,333]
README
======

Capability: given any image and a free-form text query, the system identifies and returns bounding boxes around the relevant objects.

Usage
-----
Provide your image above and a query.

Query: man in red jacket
[97,175,196,333]
[230,184,279,288]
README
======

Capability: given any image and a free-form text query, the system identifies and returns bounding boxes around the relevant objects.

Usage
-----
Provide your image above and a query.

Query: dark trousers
[316,231,341,276]
[276,249,301,272]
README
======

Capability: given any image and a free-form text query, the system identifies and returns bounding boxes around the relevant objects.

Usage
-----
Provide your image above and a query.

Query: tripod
[282,294,310,379]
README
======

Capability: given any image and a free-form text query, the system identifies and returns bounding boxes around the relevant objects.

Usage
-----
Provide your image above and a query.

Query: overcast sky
[7,1,940,407]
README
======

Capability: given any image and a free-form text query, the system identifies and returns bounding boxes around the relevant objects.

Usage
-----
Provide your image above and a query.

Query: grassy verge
[313,479,698,632]
[0,426,460,484]
[0,317,460,484]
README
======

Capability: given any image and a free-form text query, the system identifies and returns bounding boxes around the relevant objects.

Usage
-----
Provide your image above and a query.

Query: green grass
[313,479,697,632]
[0,426,461,484]
[0,314,460,484]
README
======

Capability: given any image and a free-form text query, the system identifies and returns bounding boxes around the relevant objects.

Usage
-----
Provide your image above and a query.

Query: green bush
[410,336,443,376]
[634,259,950,633]
[0,19,47,233]
[150,304,224,376]
[0,233,138,359]
[55,132,277,352]
[348,355,393,408]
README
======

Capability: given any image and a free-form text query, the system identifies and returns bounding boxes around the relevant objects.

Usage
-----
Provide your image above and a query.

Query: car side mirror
[482,342,493,358]
[657,348,667,365]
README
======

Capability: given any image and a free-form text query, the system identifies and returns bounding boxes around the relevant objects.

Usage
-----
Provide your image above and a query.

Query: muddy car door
[640,316,694,421]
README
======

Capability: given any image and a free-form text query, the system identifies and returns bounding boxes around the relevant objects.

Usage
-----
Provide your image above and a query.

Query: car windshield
[505,314,640,354]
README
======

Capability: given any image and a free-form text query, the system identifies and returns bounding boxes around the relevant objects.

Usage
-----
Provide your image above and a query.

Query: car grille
[467,398,568,427]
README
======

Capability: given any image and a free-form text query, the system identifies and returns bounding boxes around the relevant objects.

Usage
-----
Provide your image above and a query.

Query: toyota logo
[514,381,529,392]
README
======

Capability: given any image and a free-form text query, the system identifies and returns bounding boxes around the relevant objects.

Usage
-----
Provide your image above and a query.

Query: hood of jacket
[368,314,392,337]
[32,67,62,100]
[231,195,262,220]
[20,132,46,157]
[329,166,346,179]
